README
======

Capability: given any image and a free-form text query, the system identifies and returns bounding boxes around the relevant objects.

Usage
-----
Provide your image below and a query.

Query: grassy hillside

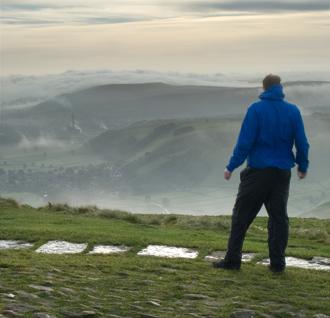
[2,81,329,215]
[84,117,240,191]
[84,114,330,199]
[1,112,330,217]
[0,197,329,317]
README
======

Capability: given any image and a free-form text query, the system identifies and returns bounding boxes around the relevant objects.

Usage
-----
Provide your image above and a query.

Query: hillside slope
[5,83,255,138]
[0,198,329,317]
[84,117,240,191]
[5,81,330,139]
[302,201,330,219]
[83,113,330,194]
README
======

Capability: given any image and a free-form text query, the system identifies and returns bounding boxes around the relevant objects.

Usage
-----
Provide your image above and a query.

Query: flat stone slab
[258,256,330,271]
[35,240,87,254]
[137,245,198,259]
[0,240,34,250]
[89,245,131,254]
[204,251,256,262]
[310,256,330,266]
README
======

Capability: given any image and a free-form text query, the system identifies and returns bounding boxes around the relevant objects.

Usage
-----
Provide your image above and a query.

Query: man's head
[262,74,281,90]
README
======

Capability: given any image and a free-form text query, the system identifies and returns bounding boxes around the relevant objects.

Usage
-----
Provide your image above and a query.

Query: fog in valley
[0,71,329,218]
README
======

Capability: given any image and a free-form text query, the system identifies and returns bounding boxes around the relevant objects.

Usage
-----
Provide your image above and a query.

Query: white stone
[0,240,33,250]
[35,240,87,254]
[89,245,130,254]
[204,251,255,262]
[242,253,256,262]
[258,256,330,271]
[310,256,330,266]
[137,245,198,259]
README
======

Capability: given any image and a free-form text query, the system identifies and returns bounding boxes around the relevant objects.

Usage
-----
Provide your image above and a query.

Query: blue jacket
[226,84,310,173]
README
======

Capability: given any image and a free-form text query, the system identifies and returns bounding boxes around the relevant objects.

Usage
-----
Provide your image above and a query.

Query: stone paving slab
[0,240,34,250]
[204,251,256,262]
[137,244,198,259]
[2,238,329,272]
[258,256,330,271]
[89,245,131,254]
[310,256,330,266]
[35,240,88,254]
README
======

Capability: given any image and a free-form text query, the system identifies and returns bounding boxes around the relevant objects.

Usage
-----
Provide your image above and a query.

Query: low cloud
[17,135,68,149]
[0,70,256,107]
[181,0,330,13]
[2,0,329,27]
[0,1,155,26]
[1,3,76,11]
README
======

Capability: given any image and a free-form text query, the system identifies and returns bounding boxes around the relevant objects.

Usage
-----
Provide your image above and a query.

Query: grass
[0,197,330,317]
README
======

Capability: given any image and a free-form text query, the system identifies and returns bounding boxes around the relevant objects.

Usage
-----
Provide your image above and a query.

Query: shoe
[268,265,285,273]
[212,259,240,270]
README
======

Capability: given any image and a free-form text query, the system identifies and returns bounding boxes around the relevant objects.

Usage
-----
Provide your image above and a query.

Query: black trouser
[224,166,291,269]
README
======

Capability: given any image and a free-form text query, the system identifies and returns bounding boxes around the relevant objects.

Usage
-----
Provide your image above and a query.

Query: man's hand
[224,168,232,180]
[297,169,307,179]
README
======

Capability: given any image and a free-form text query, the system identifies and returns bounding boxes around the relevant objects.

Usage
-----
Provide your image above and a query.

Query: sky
[0,0,330,76]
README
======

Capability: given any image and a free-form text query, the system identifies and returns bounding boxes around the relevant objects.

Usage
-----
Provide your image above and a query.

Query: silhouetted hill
[6,81,329,139]
[6,83,256,137]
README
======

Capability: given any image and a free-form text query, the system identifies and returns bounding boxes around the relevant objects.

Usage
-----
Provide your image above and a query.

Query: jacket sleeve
[294,109,310,173]
[226,106,258,172]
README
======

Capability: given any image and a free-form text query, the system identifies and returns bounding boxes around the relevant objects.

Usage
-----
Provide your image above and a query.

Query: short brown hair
[262,74,281,90]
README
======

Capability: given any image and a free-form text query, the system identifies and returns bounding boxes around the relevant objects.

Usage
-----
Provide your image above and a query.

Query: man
[213,74,310,273]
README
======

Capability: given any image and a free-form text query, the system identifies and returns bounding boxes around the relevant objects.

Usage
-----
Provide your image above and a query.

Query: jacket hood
[259,83,285,100]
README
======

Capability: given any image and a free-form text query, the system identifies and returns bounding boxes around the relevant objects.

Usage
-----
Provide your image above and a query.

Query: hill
[5,81,330,139]
[1,81,329,217]
[84,117,241,191]
[1,112,329,217]
[0,197,329,317]
[5,83,255,139]
[83,114,330,203]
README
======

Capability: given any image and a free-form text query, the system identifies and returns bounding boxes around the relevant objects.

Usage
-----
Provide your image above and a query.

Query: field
[0,197,329,317]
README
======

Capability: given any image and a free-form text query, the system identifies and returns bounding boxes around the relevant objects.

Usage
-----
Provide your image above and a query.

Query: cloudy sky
[1,0,330,76]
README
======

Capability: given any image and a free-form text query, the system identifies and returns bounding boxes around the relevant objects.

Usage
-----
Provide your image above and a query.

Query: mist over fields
[0,71,329,218]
